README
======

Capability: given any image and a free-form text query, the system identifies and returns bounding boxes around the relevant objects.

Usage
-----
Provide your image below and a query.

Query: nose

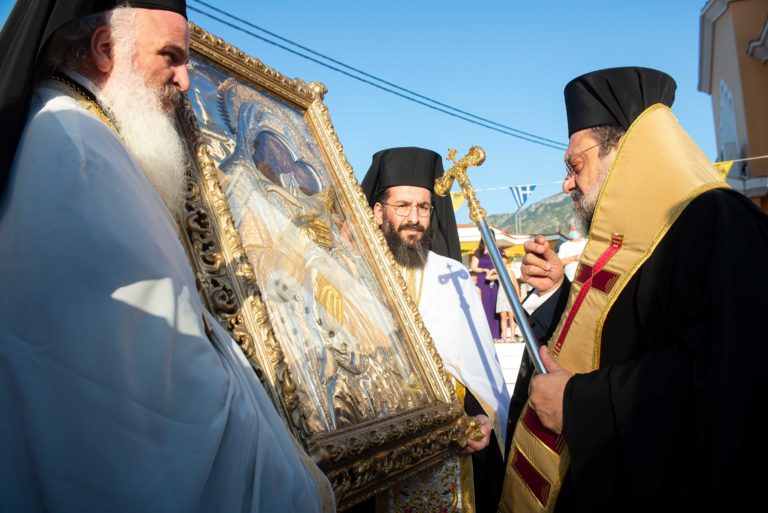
[173,64,190,92]
[562,174,576,194]
[405,206,420,223]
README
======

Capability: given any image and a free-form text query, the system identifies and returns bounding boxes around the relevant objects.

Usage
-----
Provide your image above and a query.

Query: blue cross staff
[435,146,547,375]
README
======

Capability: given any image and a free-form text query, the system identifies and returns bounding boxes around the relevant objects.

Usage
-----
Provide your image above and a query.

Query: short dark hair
[590,125,626,158]
[376,188,391,205]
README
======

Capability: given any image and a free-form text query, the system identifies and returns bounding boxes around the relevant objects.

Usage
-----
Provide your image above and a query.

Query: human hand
[460,414,492,455]
[521,235,565,293]
[529,346,572,434]
[486,269,499,280]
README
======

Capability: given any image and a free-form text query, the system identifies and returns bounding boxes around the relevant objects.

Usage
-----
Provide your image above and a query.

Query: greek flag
[509,185,537,210]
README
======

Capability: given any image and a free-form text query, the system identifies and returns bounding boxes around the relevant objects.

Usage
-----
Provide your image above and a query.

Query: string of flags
[712,154,768,180]
[450,181,561,212]
[712,161,732,179]
[449,155,768,213]
[510,185,537,210]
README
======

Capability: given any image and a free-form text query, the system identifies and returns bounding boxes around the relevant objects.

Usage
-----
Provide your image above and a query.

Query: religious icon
[177,24,468,509]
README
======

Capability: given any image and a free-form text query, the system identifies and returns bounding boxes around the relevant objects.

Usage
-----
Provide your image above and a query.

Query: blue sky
[1,0,715,222]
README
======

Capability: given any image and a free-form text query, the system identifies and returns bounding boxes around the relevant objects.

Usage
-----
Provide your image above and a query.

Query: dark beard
[382,217,432,269]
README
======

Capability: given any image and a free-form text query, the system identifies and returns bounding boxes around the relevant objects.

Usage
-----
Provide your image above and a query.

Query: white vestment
[381,251,510,511]
[418,251,510,445]
[0,82,334,512]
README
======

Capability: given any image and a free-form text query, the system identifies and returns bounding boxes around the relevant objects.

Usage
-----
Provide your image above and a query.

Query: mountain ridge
[487,192,575,235]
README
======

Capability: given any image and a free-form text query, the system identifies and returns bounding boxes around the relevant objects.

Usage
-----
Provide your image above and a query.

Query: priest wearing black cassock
[361,147,509,513]
[500,67,768,512]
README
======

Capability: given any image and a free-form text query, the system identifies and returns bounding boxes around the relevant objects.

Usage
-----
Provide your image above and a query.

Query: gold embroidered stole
[455,381,478,513]
[42,75,117,134]
[499,104,728,513]
[376,267,477,512]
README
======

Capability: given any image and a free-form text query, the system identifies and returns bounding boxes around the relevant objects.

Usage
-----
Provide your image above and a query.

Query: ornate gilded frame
[177,24,467,509]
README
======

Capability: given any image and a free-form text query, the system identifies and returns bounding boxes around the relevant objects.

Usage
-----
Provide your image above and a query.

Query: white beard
[99,59,187,217]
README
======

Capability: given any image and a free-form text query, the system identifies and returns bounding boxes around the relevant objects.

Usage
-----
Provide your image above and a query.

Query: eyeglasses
[380,202,434,218]
[564,142,601,178]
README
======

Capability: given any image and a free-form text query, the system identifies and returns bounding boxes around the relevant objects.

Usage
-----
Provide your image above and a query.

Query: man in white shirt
[557,222,587,282]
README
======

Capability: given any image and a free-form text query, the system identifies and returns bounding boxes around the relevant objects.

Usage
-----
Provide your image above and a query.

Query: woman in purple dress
[470,237,501,340]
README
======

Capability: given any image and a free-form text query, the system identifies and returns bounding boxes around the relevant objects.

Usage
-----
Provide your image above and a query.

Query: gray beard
[571,154,612,234]
[382,217,432,269]
[571,189,594,235]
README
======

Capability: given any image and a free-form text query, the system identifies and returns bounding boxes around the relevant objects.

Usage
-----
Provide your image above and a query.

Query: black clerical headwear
[564,67,676,137]
[0,0,187,203]
[361,147,462,262]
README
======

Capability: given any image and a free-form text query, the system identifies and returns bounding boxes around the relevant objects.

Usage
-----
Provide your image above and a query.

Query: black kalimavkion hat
[0,0,187,201]
[564,66,676,137]
[361,147,462,262]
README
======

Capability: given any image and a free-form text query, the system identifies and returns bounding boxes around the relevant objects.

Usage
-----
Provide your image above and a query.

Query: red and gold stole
[499,104,728,513]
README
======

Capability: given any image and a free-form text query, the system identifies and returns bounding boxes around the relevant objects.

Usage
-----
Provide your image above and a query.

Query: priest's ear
[90,26,115,75]
[373,202,384,226]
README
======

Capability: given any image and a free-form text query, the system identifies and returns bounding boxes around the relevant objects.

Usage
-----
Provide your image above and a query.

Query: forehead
[566,128,598,156]
[134,9,190,50]
[383,185,431,203]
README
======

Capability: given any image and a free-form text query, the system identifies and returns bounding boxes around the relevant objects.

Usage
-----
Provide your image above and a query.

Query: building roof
[747,17,768,64]
[457,223,567,256]
[698,0,732,94]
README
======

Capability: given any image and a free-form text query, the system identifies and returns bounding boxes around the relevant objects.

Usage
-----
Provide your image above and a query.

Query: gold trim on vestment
[583,104,728,369]
[456,379,467,405]
[509,443,549,507]
[519,414,560,460]
[398,264,425,307]
[42,75,117,133]
[591,180,724,368]
[455,381,477,513]
[460,453,476,513]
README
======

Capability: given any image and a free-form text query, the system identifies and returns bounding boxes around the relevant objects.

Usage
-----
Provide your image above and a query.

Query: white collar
[63,69,106,104]
[522,286,559,314]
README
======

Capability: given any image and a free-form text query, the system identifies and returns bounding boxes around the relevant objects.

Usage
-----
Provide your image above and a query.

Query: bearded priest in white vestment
[362,147,510,513]
[0,2,334,512]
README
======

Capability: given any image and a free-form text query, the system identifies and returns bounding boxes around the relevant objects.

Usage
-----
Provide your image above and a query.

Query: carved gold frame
[177,24,468,509]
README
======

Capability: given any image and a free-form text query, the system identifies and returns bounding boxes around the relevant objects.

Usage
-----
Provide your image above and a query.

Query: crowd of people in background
[470,225,586,343]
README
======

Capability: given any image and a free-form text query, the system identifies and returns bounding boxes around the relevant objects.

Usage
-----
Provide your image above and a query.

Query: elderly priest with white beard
[0,1,334,512]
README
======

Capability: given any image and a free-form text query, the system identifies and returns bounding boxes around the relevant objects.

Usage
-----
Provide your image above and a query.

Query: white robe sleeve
[0,88,334,512]
[418,252,510,447]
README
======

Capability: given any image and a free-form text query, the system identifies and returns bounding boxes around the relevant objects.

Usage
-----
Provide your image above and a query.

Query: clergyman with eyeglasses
[361,147,510,513]
[500,67,768,511]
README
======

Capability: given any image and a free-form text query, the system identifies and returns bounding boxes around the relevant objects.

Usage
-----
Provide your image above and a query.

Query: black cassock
[463,389,504,513]
[507,189,768,510]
